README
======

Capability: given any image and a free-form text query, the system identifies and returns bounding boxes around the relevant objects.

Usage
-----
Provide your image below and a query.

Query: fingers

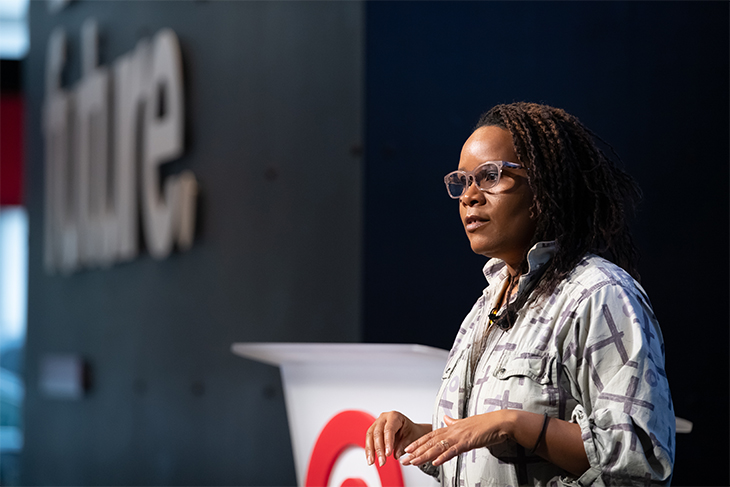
[403,418,457,456]
[402,428,460,467]
[365,411,406,467]
[402,435,457,467]
[432,439,460,467]
[383,421,395,458]
[365,423,376,466]
[365,421,386,467]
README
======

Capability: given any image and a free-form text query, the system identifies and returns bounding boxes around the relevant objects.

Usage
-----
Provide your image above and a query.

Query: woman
[365,102,675,486]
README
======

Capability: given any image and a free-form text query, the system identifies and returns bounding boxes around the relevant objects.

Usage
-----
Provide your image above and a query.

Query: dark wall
[22,1,363,485]
[363,2,728,486]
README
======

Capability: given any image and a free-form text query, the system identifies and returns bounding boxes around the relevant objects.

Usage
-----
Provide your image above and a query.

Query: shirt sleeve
[562,282,675,486]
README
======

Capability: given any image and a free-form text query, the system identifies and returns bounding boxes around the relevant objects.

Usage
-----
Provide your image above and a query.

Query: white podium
[232,343,447,487]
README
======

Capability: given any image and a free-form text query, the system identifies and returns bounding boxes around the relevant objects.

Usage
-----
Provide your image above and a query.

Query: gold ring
[440,439,449,451]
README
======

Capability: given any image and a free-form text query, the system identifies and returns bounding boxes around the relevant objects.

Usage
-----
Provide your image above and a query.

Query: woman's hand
[401,410,589,477]
[365,411,432,467]
[401,411,512,467]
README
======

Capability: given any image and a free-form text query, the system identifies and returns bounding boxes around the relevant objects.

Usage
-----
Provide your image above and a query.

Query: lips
[464,213,489,232]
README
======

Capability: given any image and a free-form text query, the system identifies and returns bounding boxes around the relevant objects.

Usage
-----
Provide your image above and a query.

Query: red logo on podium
[305,410,405,487]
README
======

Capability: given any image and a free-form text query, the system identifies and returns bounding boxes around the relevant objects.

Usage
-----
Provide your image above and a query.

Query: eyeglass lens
[446,163,501,198]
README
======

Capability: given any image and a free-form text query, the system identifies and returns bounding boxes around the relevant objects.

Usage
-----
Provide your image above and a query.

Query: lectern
[232,343,447,487]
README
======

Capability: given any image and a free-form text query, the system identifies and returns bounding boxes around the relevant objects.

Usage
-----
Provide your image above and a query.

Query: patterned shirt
[429,242,674,486]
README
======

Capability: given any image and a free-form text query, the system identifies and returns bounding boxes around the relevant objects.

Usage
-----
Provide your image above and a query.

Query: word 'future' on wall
[43,19,197,274]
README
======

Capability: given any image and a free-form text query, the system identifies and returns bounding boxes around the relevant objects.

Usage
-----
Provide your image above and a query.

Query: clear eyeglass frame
[443,160,524,199]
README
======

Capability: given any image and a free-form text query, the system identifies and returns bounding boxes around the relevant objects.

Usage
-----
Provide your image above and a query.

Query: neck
[506,265,521,283]
[504,259,523,277]
[493,271,519,312]
[505,269,521,303]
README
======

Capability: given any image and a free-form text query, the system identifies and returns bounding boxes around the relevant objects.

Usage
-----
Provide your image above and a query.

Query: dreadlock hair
[477,102,642,329]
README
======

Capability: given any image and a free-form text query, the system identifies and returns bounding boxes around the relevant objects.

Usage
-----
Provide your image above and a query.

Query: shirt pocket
[493,351,554,385]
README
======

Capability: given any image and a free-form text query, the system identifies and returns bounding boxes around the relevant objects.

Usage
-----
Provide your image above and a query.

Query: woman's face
[458,125,537,271]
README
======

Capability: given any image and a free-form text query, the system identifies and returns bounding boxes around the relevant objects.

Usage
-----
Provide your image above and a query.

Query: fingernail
[378,456,385,467]
[367,454,372,466]
[400,454,412,465]
[385,446,391,457]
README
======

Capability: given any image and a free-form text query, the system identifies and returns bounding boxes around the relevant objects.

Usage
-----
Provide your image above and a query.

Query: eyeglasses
[443,160,524,199]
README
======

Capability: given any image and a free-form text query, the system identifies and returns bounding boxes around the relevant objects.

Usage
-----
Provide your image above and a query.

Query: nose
[459,180,484,207]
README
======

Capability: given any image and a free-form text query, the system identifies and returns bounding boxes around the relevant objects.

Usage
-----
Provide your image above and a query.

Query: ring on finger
[439,439,449,451]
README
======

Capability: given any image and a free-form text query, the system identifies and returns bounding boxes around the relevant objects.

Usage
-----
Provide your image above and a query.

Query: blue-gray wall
[22,1,363,485]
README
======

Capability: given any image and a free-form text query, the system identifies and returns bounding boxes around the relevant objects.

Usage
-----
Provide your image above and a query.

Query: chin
[468,241,494,258]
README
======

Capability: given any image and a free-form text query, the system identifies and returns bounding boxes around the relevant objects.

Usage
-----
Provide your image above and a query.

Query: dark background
[363,3,728,486]
[15,1,729,486]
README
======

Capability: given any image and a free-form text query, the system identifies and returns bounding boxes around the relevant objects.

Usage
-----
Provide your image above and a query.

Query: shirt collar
[482,241,557,288]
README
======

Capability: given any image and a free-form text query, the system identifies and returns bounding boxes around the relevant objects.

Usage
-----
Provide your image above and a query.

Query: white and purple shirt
[429,242,675,486]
